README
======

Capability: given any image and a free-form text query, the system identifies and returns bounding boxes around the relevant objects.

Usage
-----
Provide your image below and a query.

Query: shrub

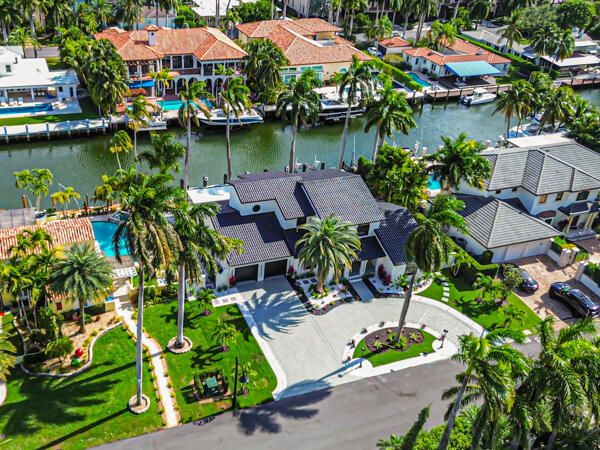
[451,243,499,283]
[364,52,423,91]
[480,250,494,265]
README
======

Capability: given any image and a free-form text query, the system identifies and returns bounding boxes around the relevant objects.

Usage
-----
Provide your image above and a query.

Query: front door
[570,215,581,229]
[350,261,362,277]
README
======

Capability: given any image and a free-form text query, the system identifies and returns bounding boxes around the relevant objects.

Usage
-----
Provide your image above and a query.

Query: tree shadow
[189,344,226,370]
[453,296,501,318]
[244,289,306,340]
[235,378,332,435]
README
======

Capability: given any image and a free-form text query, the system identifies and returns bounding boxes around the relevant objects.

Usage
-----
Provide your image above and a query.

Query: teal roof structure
[444,60,501,77]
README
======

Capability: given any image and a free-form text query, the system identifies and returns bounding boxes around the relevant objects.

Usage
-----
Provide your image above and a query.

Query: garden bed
[286,275,361,315]
[352,327,437,367]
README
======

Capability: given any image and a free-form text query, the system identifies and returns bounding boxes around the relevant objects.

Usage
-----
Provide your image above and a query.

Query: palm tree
[7,27,40,58]
[337,58,374,169]
[296,215,361,293]
[93,0,113,28]
[425,132,491,191]
[140,132,186,175]
[93,174,120,211]
[368,15,393,48]
[365,77,416,161]
[114,0,142,30]
[413,0,437,43]
[472,273,496,301]
[502,304,526,329]
[438,328,529,450]
[451,250,472,276]
[113,170,184,408]
[212,318,238,352]
[470,0,491,29]
[276,70,322,173]
[396,194,467,341]
[177,80,213,189]
[51,187,80,217]
[108,130,133,173]
[242,39,288,101]
[0,331,15,382]
[127,95,156,160]
[0,0,21,43]
[156,0,177,26]
[538,86,574,133]
[196,288,216,316]
[14,168,53,211]
[148,68,174,111]
[51,243,113,334]
[428,20,456,51]
[532,24,559,63]
[493,80,532,138]
[555,29,575,62]
[346,0,369,37]
[500,12,522,51]
[220,75,252,182]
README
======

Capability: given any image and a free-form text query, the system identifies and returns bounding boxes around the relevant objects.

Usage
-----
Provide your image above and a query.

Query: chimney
[203,176,208,187]
[146,25,159,46]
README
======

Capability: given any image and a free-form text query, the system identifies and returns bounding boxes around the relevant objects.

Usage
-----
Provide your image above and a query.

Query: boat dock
[0,118,109,143]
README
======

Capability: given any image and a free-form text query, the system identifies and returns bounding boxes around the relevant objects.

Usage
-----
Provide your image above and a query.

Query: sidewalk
[114,298,178,427]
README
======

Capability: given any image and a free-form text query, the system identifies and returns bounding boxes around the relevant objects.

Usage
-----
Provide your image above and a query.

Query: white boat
[460,88,496,105]
[319,98,366,121]
[198,108,264,126]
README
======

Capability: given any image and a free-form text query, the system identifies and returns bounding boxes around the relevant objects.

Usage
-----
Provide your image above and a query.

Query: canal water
[1,89,598,210]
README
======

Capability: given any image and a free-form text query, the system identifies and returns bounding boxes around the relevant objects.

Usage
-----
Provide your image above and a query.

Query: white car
[367,47,382,57]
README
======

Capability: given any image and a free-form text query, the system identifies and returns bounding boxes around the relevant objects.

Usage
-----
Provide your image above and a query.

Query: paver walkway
[115,298,178,427]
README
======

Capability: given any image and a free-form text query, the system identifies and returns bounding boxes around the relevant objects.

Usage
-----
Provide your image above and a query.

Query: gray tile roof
[482,143,600,194]
[455,194,560,249]
[211,209,291,266]
[375,202,419,265]
[302,174,385,224]
[354,236,386,262]
[558,201,600,215]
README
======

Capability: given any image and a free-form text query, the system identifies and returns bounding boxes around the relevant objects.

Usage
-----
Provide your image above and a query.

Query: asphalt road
[100,340,540,450]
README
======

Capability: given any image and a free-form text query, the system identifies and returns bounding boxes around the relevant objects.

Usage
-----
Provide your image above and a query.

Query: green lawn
[352,331,437,367]
[0,327,162,449]
[143,301,277,423]
[420,270,541,332]
[0,97,100,126]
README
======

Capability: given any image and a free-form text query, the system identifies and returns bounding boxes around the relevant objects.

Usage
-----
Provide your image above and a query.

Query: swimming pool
[92,221,129,258]
[158,99,213,111]
[0,103,53,115]
[408,73,432,88]
[428,174,442,190]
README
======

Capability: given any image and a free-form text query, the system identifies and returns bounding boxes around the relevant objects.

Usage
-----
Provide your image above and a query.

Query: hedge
[449,240,500,283]
[363,51,423,92]
[458,35,541,76]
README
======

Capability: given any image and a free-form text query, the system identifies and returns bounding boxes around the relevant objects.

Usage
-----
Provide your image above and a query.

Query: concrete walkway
[115,298,178,427]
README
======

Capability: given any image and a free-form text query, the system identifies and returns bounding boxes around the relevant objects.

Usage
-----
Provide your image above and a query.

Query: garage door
[264,259,287,278]
[505,240,548,261]
[235,265,258,282]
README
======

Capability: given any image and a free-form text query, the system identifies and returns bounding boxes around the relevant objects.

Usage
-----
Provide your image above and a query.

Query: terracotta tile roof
[403,38,510,66]
[94,26,247,62]
[237,18,340,39]
[380,36,410,48]
[0,217,95,260]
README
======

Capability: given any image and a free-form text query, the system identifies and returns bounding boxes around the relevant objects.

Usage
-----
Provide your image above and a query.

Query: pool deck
[0,99,81,118]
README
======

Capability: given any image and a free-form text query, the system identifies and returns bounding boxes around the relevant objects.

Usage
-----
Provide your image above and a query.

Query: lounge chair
[8,98,15,106]
[17,97,23,106]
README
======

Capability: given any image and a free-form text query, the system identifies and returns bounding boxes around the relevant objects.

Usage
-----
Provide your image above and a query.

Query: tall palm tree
[413,0,437,42]
[365,77,416,161]
[51,243,113,334]
[555,29,575,62]
[346,0,369,37]
[437,328,530,450]
[493,80,531,138]
[93,174,120,211]
[220,76,252,182]
[470,0,491,29]
[425,132,491,191]
[171,201,243,349]
[7,27,40,58]
[538,86,574,133]
[108,130,133,173]
[242,39,288,100]
[296,215,361,293]
[0,0,21,43]
[50,187,80,217]
[428,20,456,51]
[177,80,213,189]
[396,194,467,341]
[127,95,156,160]
[114,0,142,30]
[500,12,522,51]
[368,15,393,48]
[337,59,375,169]
[0,331,15,382]
[276,70,322,173]
[113,170,185,408]
[93,0,112,27]
[148,68,174,110]
[140,132,186,175]
[156,0,177,26]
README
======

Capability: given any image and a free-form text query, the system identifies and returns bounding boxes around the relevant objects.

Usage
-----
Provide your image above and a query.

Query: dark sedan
[518,269,539,293]
[549,282,600,318]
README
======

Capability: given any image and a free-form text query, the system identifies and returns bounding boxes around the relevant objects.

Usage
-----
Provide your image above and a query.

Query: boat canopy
[444,61,501,77]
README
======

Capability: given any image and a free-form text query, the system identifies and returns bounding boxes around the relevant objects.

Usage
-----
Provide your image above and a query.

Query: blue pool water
[0,103,53,115]
[408,73,432,88]
[428,175,442,190]
[92,221,129,258]
[158,99,213,111]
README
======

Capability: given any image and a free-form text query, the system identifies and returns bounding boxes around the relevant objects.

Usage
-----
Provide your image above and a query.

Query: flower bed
[362,265,433,298]
[286,275,360,315]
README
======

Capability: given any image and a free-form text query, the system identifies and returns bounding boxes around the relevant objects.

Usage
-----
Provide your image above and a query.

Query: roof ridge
[495,197,559,232]
[487,198,502,247]
[540,147,600,184]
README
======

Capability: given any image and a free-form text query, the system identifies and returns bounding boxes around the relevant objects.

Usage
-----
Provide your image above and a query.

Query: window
[495,189,502,194]
[128,65,138,76]
[357,224,369,236]
[204,64,213,76]
[539,194,548,204]
[58,86,63,92]
[511,187,518,192]
[184,55,194,68]
[555,192,564,201]
[576,190,590,201]
[252,204,261,212]
[5,65,10,73]
[161,57,171,69]
[172,56,183,69]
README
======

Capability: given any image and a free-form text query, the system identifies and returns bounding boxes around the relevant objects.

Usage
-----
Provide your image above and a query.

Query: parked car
[549,282,600,318]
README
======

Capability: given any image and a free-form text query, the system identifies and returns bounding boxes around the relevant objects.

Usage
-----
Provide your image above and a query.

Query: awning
[128,80,155,88]
[444,60,501,77]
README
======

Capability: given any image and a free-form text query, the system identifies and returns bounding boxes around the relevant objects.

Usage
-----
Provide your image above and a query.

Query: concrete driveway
[507,254,600,328]
[238,276,482,399]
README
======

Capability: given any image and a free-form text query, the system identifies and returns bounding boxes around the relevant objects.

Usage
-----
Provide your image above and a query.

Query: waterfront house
[0,217,109,313]
[94,25,247,97]
[401,37,511,83]
[236,18,370,82]
[451,140,600,262]
[118,6,177,29]
[378,37,411,56]
[187,169,419,287]
[191,0,262,27]
[0,46,79,115]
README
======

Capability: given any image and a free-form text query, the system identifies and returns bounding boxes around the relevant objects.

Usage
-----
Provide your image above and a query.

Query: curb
[19,322,123,378]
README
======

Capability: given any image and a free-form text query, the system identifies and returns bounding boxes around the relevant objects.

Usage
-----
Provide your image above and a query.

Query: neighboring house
[236,18,371,82]
[540,53,600,74]
[118,6,177,29]
[187,169,419,287]
[378,37,411,56]
[402,37,511,80]
[192,0,261,26]
[0,217,107,313]
[0,46,79,104]
[462,27,529,57]
[452,139,600,262]
[94,26,247,97]
[0,208,36,229]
